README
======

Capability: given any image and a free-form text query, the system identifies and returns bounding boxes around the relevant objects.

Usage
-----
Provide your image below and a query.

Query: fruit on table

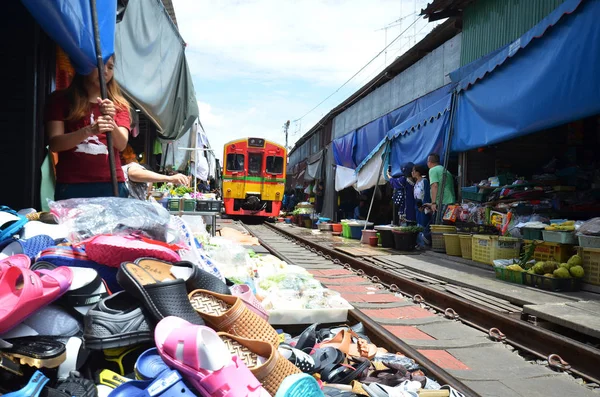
[543,261,558,274]
[544,273,554,278]
[553,267,570,279]
[567,254,583,268]
[533,262,545,274]
[569,265,585,278]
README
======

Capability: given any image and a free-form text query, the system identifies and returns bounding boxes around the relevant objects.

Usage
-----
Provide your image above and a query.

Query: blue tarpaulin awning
[452,0,600,152]
[355,93,452,177]
[332,84,453,168]
[388,94,452,177]
[21,0,117,75]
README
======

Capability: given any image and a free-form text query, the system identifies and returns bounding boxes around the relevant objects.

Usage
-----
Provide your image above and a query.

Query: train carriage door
[265,154,284,202]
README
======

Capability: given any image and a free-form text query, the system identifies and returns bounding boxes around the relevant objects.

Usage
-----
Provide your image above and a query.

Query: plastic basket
[195,200,222,212]
[342,223,351,238]
[184,199,196,212]
[431,225,457,233]
[444,234,462,256]
[461,189,489,202]
[523,241,574,264]
[542,230,577,245]
[577,247,600,286]
[431,232,447,253]
[349,225,363,239]
[578,235,600,249]
[455,222,498,235]
[521,228,543,240]
[494,267,525,284]
[472,235,521,265]
[459,234,472,259]
[167,199,181,211]
[523,273,581,292]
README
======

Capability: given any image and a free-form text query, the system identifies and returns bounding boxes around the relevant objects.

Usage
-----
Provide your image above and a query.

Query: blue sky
[172,0,438,162]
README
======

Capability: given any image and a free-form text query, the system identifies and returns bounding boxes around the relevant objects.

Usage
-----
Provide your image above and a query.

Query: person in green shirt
[426,153,456,213]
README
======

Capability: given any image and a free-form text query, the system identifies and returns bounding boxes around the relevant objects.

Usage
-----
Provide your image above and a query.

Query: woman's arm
[128,166,189,186]
[47,120,113,152]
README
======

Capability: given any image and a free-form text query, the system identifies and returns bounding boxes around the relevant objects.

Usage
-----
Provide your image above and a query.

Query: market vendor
[426,153,456,215]
[387,163,416,224]
[46,56,131,200]
[121,145,190,200]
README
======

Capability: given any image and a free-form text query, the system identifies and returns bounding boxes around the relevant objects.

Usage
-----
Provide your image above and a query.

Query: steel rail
[242,223,481,397]
[261,222,600,386]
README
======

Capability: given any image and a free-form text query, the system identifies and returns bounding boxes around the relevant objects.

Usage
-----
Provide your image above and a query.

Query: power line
[292,15,421,124]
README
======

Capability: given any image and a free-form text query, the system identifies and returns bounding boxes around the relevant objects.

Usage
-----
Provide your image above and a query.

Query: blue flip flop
[0,206,28,243]
[275,373,324,397]
[4,370,49,397]
[108,370,196,397]
[134,348,169,380]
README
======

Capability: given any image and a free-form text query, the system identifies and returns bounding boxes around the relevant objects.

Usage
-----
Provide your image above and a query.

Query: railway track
[241,221,600,396]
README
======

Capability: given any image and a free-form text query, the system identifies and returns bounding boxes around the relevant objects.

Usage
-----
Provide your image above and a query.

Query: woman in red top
[45,56,131,200]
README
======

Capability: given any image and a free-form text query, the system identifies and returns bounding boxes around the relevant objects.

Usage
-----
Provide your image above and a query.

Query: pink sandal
[0,254,30,278]
[154,316,270,397]
[0,266,73,334]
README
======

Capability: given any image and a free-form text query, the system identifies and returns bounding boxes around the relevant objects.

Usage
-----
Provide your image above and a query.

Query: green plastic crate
[494,266,525,284]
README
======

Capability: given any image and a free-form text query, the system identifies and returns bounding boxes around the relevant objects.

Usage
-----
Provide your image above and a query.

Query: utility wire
[293,15,421,123]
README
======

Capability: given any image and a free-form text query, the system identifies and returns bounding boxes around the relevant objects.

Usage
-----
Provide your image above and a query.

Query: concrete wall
[332,33,461,139]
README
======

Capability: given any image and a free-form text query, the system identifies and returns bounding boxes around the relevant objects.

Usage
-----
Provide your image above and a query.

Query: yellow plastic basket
[523,241,575,264]
[431,232,446,253]
[444,234,462,256]
[472,235,521,265]
[459,234,473,259]
[577,247,600,286]
[431,225,457,233]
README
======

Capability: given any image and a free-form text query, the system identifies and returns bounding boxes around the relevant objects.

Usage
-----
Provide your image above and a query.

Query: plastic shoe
[154,316,270,397]
[135,348,169,380]
[107,370,196,397]
[3,370,69,397]
[275,373,324,397]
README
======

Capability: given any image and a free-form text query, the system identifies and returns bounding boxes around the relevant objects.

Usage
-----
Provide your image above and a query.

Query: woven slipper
[218,333,301,395]
[84,235,181,268]
[275,373,323,397]
[189,289,279,347]
[117,262,204,325]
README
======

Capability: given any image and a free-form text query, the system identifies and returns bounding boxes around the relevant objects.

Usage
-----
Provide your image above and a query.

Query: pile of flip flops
[0,203,464,397]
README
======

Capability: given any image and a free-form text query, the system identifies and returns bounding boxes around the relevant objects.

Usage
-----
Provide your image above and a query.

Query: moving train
[222,138,286,217]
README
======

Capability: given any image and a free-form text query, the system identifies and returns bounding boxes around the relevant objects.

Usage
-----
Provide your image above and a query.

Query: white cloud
[173,0,437,158]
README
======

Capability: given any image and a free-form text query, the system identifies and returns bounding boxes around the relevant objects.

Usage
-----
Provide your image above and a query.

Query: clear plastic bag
[49,197,171,242]
[578,218,600,236]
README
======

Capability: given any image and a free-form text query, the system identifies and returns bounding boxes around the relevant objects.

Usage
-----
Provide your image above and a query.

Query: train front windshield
[248,153,263,176]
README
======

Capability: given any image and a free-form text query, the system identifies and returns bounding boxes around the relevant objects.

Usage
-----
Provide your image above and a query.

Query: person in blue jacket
[387,163,416,224]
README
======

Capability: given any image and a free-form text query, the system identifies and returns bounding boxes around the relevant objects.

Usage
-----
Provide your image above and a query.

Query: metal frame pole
[90,0,119,196]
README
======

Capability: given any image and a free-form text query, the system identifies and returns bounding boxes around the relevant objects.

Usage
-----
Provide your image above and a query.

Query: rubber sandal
[96,369,131,389]
[361,383,390,397]
[116,262,204,325]
[108,369,197,397]
[3,370,68,397]
[54,371,97,397]
[275,373,323,397]
[0,336,66,368]
[321,359,371,385]
[0,206,28,243]
[321,330,379,359]
[278,344,316,373]
[0,266,73,334]
[189,289,279,347]
[1,235,56,260]
[154,316,270,397]
[218,333,301,395]
[83,291,152,350]
[323,386,360,397]
[230,283,269,320]
[0,255,31,277]
[311,347,345,373]
[294,323,319,353]
[103,345,148,376]
[134,258,231,295]
[134,348,169,380]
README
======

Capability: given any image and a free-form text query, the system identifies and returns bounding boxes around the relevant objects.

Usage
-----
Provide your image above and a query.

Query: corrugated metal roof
[460,0,566,64]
